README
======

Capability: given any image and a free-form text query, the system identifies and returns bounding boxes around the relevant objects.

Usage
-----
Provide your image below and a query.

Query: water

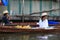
[0,33,60,40]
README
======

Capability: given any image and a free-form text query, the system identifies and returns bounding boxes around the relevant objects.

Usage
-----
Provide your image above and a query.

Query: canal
[0,33,60,40]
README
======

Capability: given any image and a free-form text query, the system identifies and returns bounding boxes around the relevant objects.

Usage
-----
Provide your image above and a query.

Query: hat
[3,10,8,14]
[41,13,48,16]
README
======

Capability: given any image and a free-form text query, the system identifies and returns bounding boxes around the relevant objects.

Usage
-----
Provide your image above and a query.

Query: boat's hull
[0,26,60,34]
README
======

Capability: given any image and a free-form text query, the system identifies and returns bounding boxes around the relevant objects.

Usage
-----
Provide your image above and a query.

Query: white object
[41,13,48,16]
[3,10,8,14]
[2,23,5,26]
[10,10,12,15]
[45,27,54,29]
[38,18,49,29]
[37,22,39,25]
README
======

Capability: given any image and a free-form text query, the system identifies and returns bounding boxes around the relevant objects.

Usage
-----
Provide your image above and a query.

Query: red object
[0,2,2,5]
[0,0,3,5]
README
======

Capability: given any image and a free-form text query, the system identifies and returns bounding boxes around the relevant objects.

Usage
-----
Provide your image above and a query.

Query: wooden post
[7,0,10,14]
[30,0,32,14]
[49,0,52,16]
[40,0,42,16]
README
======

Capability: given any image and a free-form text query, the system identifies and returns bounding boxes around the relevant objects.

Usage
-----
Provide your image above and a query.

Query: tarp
[2,0,8,6]
[48,20,60,24]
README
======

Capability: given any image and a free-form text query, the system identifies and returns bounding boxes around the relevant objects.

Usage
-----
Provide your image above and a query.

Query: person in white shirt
[38,12,49,29]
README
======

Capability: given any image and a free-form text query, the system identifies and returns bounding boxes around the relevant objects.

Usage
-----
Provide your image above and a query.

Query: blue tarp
[48,20,60,24]
[2,0,8,6]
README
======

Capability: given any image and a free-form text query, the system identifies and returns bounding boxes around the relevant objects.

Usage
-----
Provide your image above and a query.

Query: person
[37,12,49,29]
[2,10,12,25]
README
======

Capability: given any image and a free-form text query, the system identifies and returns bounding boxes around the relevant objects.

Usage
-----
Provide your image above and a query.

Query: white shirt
[38,18,49,28]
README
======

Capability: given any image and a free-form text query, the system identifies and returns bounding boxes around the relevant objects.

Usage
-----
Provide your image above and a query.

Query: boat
[0,26,60,34]
[0,21,60,33]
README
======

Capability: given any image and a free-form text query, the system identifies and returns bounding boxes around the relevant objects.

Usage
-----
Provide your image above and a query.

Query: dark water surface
[0,33,60,40]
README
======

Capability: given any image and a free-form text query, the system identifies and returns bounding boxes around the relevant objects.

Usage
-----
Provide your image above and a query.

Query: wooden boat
[0,22,60,33]
[0,26,60,34]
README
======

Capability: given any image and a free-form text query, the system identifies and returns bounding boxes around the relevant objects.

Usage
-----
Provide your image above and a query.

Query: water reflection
[37,35,48,40]
[0,33,60,40]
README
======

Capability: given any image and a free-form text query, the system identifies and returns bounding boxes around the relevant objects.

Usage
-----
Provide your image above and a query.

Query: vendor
[38,12,49,28]
[2,10,12,25]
